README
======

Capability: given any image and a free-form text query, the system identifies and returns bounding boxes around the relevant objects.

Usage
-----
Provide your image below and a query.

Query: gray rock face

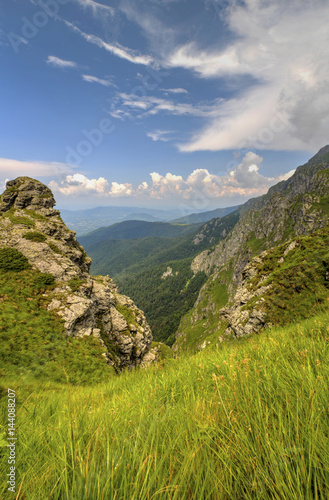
[0,177,57,213]
[191,148,329,280]
[174,146,329,350]
[0,177,153,370]
[220,253,271,340]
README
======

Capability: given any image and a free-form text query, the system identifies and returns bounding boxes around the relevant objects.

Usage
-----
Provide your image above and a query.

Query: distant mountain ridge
[61,206,198,235]
[78,220,201,249]
[171,205,241,224]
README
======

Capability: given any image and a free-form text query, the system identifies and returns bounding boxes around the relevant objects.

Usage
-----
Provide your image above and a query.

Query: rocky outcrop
[174,146,329,352]
[192,146,329,280]
[0,177,153,370]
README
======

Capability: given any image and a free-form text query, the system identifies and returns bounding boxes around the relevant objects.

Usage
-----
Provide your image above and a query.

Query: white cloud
[75,0,115,16]
[64,21,155,67]
[49,174,133,198]
[46,56,78,69]
[160,88,188,94]
[49,174,109,196]
[46,152,295,204]
[82,74,116,87]
[162,0,329,152]
[110,182,133,197]
[0,158,71,180]
[146,130,172,142]
[134,152,287,202]
[113,93,218,119]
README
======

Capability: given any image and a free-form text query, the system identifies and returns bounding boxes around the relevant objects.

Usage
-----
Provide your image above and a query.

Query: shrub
[68,277,85,292]
[24,209,47,221]
[48,242,62,254]
[9,215,35,227]
[0,247,30,271]
[34,273,56,289]
[23,231,46,243]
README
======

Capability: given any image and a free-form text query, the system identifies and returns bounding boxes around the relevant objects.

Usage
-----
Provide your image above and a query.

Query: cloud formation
[75,0,115,16]
[49,174,133,198]
[49,152,295,205]
[82,74,116,87]
[146,130,173,142]
[160,88,188,94]
[64,21,155,67]
[165,0,329,152]
[111,93,218,120]
[0,158,71,179]
[49,173,110,196]
[46,56,78,69]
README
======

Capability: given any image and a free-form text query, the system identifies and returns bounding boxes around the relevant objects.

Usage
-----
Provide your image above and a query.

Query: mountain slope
[60,206,189,235]
[174,146,329,352]
[78,220,201,249]
[0,177,155,374]
[171,204,241,224]
[83,211,240,344]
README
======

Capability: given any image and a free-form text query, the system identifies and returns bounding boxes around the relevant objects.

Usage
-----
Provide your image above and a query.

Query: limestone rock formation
[0,177,153,370]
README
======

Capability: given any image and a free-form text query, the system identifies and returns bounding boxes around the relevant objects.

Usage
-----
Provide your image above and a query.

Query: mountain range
[1,148,329,499]
[80,145,329,349]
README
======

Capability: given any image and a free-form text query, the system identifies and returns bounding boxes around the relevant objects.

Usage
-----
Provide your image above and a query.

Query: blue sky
[0,0,328,210]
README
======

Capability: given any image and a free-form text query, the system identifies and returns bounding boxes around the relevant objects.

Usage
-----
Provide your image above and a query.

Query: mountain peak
[306,144,329,166]
[0,176,56,214]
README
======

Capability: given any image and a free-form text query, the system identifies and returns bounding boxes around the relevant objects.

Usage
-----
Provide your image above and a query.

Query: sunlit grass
[1,312,329,499]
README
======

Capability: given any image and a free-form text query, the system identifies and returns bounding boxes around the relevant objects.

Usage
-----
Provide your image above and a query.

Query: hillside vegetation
[174,146,329,352]
[84,212,240,344]
[0,259,113,385]
[78,220,201,249]
[174,223,329,353]
[1,311,328,499]
[171,204,240,224]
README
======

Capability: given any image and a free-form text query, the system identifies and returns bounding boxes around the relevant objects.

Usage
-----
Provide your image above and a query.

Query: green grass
[0,312,328,499]
[22,231,46,242]
[0,268,112,385]
[24,209,47,221]
[48,242,62,254]
[67,277,85,292]
[250,225,329,326]
[8,214,35,227]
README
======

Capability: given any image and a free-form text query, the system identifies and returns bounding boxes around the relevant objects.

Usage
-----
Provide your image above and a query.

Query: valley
[1,147,329,499]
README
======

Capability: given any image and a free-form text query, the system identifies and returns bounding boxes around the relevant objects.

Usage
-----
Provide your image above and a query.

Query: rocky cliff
[0,177,153,370]
[174,146,329,353]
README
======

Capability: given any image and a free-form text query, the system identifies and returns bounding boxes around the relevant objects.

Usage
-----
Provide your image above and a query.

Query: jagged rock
[0,177,153,370]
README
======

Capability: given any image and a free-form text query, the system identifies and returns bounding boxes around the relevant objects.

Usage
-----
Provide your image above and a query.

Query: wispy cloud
[0,158,71,180]
[74,0,115,16]
[160,88,188,94]
[64,21,155,67]
[146,130,173,142]
[82,74,116,87]
[112,93,219,119]
[163,0,329,152]
[46,56,78,69]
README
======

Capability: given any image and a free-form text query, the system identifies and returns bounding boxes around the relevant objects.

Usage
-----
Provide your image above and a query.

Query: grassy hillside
[1,312,328,499]
[175,223,329,354]
[0,253,114,385]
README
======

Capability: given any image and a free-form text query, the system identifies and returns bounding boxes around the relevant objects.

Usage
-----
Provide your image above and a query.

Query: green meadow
[1,312,328,499]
